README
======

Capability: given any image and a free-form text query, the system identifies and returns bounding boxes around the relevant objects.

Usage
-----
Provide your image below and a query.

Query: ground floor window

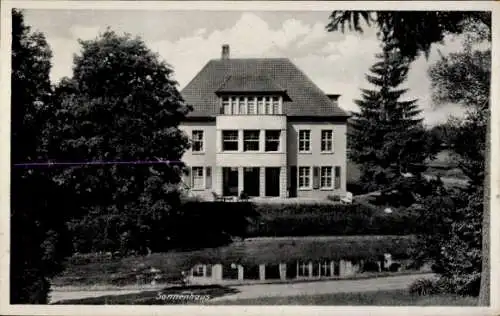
[297,261,311,277]
[192,167,204,189]
[320,261,332,277]
[298,167,311,189]
[193,264,205,277]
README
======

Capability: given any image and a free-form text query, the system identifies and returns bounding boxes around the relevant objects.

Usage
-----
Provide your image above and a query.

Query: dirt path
[211,273,435,301]
[50,273,434,304]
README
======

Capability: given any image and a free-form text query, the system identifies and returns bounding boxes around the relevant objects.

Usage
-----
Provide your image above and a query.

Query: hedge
[245,202,420,237]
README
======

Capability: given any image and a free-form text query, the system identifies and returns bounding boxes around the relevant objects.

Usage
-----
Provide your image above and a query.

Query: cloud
[41,12,467,125]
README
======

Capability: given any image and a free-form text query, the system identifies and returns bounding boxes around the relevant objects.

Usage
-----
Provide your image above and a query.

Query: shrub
[362,261,380,272]
[327,194,341,202]
[389,262,402,272]
[247,202,420,237]
[409,278,438,296]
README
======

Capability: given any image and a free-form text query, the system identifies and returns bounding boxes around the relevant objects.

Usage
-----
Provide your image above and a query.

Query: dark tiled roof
[181,58,349,118]
[216,75,285,94]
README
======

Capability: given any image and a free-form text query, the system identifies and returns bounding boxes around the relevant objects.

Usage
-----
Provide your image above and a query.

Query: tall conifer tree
[348,43,434,192]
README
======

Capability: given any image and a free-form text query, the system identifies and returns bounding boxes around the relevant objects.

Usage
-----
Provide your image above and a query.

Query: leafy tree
[54,30,192,254]
[348,42,437,193]
[326,11,491,60]
[327,11,491,304]
[10,9,73,304]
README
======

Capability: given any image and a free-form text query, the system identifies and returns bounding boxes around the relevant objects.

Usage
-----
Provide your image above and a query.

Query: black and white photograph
[0,1,498,314]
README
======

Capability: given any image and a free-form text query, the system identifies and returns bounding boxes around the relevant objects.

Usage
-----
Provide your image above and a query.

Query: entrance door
[265,167,280,197]
[243,167,260,197]
[289,166,297,197]
[223,167,239,196]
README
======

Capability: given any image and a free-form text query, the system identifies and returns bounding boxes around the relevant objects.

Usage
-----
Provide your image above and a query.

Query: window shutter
[205,167,212,189]
[331,131,335,152]
[335,166,341,189]
[184,166,192,187]
[313,166,320,189]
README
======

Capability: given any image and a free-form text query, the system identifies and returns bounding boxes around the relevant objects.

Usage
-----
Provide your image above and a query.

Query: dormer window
[220,95,283,115]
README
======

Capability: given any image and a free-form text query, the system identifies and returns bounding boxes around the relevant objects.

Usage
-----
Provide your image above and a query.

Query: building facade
[180,45,349,200]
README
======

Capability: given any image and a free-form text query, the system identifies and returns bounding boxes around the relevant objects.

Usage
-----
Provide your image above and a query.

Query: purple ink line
[13,160,183,167]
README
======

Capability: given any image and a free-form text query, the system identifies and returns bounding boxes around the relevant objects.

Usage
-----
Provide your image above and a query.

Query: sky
[23,9,469,126]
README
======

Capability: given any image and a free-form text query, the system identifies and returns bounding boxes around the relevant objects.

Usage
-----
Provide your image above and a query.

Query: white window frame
[320,261,332,277]
[320,166,333,189]
[192,264,205,277]
[247,97,257,115]
[298,166,312,190]
[297,261,311,277]
[231,97,238,115]
[265,130,281,152]
[298,130,311,153]
[265,96,273,114]
[321,130,333,153]
[238,96,246,115]
[191,130,204,153]
[222,97,230,114]
[272,96,280,114]
[191,167,205,190]
[243,130,260,152]
[222,130,239,152]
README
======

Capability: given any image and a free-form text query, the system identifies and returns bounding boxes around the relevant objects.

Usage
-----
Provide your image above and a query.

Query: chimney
[221,44,230,60]
[326,94,340,106]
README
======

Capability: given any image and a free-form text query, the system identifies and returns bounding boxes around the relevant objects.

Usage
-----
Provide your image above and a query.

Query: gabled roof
[181,58,349,118]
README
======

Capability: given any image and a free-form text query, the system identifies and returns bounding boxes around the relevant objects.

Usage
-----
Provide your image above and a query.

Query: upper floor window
[265,130,281,152]
[321,130,333,152]
[222,130,238,151]
[244,130,260,151]
[192,130,204,152]
[221,96,282,115]
[247,97,257,114]
[298,130,311,152]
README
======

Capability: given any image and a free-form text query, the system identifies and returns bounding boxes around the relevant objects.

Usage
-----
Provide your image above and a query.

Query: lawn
[210,289,478,306]
[53,288,478,306]
[53,235,416,288]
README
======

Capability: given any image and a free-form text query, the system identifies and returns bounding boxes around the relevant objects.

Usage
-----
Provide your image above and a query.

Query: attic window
[220,96,282,115]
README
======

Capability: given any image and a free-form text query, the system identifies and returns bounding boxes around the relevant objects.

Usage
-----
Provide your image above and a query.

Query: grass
[53,288,478,306]
[53,235,415,288]
[210,289,478,306]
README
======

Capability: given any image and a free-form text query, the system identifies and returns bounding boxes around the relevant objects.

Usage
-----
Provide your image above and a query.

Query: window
[244,130,260,151]
[231,97,238,114]
[298,130,311,152]
[265,130,280,152]
[192,167,204,189]
[205,167,212,189]
[298,166,311,189]
[335,166,341,189]
[320,166,333,189]
[222,97,230,114]
[272,96,280,114]
[193,265,205,277]
[222,130,239,151]
[238,96,246,114]
[257,97,265,114]
[265,97,272,114]
[320,262,332,277]
[297,261,310,277]
[321,130,333,152]
[192,130,204,152]
[247,97,257,114]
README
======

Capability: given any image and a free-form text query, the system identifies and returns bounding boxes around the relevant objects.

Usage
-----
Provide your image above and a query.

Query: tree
[10,9,73,303]
[54,30,192,254]
[427,21,490,302]
[348,42,436,193]
[327,11,491,304]
[326,11,491,61]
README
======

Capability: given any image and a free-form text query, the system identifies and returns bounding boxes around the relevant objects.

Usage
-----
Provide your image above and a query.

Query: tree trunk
[478,110,490,306]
